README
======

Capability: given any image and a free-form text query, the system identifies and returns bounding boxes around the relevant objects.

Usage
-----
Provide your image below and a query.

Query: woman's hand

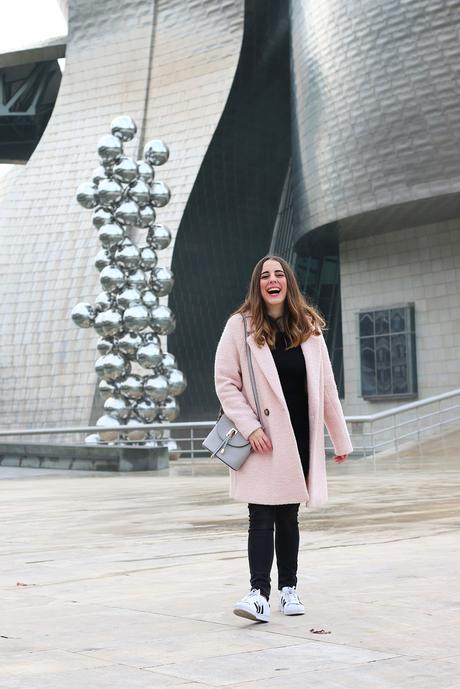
[248,427,272,454]
[334,454,347,463]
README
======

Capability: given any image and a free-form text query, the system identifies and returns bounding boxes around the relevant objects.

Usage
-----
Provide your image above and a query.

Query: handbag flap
[215,414,250,447]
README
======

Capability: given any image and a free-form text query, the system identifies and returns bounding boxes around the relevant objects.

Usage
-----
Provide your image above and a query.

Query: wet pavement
[0,429,459,688]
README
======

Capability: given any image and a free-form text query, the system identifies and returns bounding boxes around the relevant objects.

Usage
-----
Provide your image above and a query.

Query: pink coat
[214,314,353,507]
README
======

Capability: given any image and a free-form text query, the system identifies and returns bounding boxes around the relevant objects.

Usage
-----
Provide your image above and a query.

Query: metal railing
[0,389,459,460]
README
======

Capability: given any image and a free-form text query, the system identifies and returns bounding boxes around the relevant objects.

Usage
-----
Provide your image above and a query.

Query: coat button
[264,408,270,416]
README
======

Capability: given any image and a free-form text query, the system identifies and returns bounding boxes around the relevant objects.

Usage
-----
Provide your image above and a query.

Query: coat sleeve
[320,333,353,456]
[214,317,262,440]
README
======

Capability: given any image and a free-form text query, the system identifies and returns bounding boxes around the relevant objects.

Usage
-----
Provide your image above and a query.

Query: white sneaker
[233,588,270,622]
[279,586,305,615]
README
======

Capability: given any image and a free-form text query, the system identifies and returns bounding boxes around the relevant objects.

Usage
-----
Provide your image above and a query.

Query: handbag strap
[242,316,263,427]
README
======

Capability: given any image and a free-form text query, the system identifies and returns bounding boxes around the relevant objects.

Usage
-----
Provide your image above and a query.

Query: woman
[214,256,352,623]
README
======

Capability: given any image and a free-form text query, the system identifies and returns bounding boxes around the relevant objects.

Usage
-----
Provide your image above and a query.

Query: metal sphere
[136,341,162,369]
[143,332,161,346]
[97,178,123,209]
[167,439,181,460]
[149,180,171,207]
[118,331,143,359]
[144,374,169,402]
[113,156,138,184]
[111,115,137,142]
[150,305,176,335]
[116,286,142,311]
[138,205,156,228]
[71,302,95,328]
[140,289,158,309]
[125,418,148,442]
[136,398,159,422]
[143,139,170,166]
[96,414,121,442]
[76,182,98,209]
[97,134,123,163]
[94,249,111,272]
[161,351,177,371]
[99,379,117,400]
[100,265,125,293]
[159,396,179,422]
[92,207,114,229]
[96,337,114,355]
[98,222,124,249]
[123,304,150,332]
[94,290,113,312]
[126,268,147,290]
[85,433,100,444]
[128,180,150,208]
[119,374,144,400]
[104,395,131,420]
[115,200,139,226]
[151,266,174,297]
[95,353,127,381]
[92,166,107,185]
[139,246,157,271]
[147,224,171,250]
[94,308,123,337]
[137,160,154,183]
[167,369,187,396]
[114,243,140,271]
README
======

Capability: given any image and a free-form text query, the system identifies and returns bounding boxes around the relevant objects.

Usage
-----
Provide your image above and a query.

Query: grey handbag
[202,316,263,470]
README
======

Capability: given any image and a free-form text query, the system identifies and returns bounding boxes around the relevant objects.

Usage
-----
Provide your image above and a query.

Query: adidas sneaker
[279,586,305,615]
[233,588,270,622]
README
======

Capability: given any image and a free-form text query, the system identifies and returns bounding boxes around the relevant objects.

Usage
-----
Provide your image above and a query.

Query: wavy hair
[233,255,325,348]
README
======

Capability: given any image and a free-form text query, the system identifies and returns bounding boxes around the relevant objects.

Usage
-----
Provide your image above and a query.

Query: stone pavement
[1,429,459,689]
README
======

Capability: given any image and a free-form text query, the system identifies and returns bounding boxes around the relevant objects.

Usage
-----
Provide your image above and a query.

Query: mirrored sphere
[123,304,150,332]
[92,166,107,185]
[115,200,139,226]
[104,395,131,420]
[150,305,176,335]
[167,369,187,396]
[113,156,138,183]
[94,249,111,272]
[98,222,124,249]
[85,433,101,444]
[76,182,98,209]
[125,418,148,442]
[96,337,114,355]
[99,379,117,400]
[71,302,95,328]
[92,207,113,229]
[118,331,143,359]
[161,351,177,371]
[141,289,158,309]
[100,265,125,293]
[143,139,170,166]
[119,374,144,400]
[159,396,179,422]
[114,243,140,271]
[98,178,123,209]
[97,134,123,162]
[143,331,161,346]
[128,179,150,208]
[136,398,159,422]
[96,414,121,442]
[137,341,162,369]
[116,286,142,311]
[111,115,137,142]
[144,374,169,401]
[137,160,154,183]
[167,439,181,460]
[94,308,123,337]
[147,224,171,250]
[94,290,113,312]
[139,246,157,270]
[151,266,174,296]
[138,205,156,228]
[149,180,171,207]
[95,353,127,381]
[127,268,147,290]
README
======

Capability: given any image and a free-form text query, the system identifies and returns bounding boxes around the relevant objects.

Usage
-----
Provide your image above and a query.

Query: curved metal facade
[290,0,460,240]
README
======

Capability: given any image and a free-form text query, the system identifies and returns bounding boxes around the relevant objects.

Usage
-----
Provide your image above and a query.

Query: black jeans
[248,503,300,601]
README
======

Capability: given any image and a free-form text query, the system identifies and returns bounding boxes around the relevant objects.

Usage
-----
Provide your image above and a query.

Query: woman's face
[259,259,287,309]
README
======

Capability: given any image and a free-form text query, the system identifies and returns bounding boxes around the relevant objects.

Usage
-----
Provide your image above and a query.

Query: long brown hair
[233,255,325,348]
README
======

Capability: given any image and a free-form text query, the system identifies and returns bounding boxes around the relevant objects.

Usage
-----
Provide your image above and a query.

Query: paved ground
[1,429,459,689]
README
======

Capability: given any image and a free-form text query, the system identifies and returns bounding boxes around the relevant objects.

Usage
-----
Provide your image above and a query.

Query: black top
[269,325,309,475]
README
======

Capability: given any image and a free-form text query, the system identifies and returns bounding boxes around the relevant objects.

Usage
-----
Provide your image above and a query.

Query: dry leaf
[309,628,331,634]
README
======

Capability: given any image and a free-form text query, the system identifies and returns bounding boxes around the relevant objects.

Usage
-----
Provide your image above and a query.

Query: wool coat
[214,313,353,507]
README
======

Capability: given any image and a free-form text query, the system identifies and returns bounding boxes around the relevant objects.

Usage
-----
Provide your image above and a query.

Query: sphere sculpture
[72,116,185,456]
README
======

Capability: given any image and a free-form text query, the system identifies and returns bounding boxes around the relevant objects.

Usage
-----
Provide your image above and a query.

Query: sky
[0,0,67,178]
